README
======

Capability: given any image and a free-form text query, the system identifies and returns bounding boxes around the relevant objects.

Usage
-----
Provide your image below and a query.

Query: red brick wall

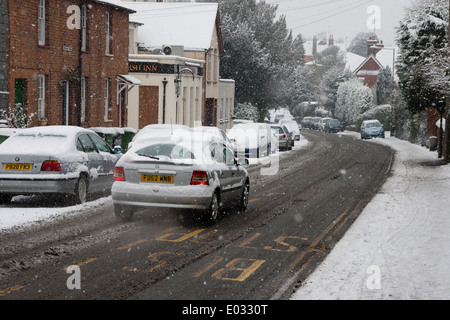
[356,58,381,88]
[139,86,159,129]
[7,0,130,127]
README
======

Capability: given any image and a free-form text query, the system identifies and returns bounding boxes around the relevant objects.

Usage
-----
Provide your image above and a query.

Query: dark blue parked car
[324,119,344,133]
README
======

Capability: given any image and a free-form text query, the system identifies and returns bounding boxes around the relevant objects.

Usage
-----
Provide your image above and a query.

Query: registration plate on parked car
[4,163,33,171]
[141,174,173,183]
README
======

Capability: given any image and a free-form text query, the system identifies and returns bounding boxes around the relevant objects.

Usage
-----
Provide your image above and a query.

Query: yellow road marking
[193,256,224,278]
[237,233,262,249]
[268,200,364,299]
[211,258,266,282]
[0,285,25,297]
[62,258,97,271]
[116,239,147,250]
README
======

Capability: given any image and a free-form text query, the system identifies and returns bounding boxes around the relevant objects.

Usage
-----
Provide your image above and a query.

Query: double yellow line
[268,199,364,300]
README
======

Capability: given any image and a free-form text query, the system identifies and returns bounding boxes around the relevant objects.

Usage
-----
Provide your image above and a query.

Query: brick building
[353,38,385,88]
[1,0,134,128]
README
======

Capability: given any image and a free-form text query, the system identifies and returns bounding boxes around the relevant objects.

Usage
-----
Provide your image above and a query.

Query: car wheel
[203,192,219,224]
[114,204,134,222]
[74,175,88,204]
[238,180,250,212]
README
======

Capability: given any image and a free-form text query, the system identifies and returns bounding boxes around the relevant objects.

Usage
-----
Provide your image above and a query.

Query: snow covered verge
[0,196,112,231]
[291,131,450,300]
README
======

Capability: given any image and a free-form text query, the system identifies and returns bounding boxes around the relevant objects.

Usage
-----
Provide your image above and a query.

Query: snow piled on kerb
[292,132,450,300]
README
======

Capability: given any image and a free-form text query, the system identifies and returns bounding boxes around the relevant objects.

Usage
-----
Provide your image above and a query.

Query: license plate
[141,174,173,183]
[4,163,33,171]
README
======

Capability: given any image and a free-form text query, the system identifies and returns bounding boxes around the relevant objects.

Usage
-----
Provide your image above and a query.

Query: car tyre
[203,192,219,224]
[114,204,134,222]
[73,175,88,204]
[238,180,250,212]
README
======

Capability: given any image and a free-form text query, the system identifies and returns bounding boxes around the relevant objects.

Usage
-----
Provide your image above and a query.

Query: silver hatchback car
[111,133,250,224]
[0,126,121,204]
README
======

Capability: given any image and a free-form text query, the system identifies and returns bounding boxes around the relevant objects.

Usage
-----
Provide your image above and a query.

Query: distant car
[279,119,301,142]
[0,126,121,204]
[360,120,385,139]
[227,123,272,158]
[324,119,344,133]
[318,118,332,131]
[271,124,292,151]
[111,133,250,224]
[301,117,312,129]
[310,117,321,130]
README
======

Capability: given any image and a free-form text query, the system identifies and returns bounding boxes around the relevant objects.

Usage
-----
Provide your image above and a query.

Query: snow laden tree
[219,0,306,121]
[376,66,393,105]
[320,66,353,118]
[233,102,259,122]
[396,0,449,158]
[396,0,449,114]
[348,32,378,57]
[335,78,373,127]
[0,103,35,128]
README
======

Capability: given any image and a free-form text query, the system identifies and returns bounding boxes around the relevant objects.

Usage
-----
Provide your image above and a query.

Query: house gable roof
[353,54,384,74]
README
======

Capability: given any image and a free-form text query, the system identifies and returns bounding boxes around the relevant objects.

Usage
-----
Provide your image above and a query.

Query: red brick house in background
[353,37,385,88]
[3,0,134,128]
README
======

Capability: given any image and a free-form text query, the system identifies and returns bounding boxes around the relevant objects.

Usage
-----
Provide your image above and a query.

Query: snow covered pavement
[291,132,450,300]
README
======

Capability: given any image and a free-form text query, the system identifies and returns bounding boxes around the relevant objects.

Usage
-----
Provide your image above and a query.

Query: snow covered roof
[93,0,136,13]
[345,52,366,73]
[101,1,220,51]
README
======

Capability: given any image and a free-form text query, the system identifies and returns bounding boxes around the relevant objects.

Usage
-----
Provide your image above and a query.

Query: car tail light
[281,134,286,139]
[114,166,125,181]
[41,160,62,172]
[191,170,209,186]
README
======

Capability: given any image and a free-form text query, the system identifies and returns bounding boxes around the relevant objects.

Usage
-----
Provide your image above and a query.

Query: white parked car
[318,117,333,131]
[227,123,272,158]
[0,126,121,204]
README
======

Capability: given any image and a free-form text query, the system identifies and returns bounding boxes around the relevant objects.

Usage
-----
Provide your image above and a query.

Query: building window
[38,75,46,120]
[81,77,86,123]
[104,78,111,121]
[105,11,111,54]
[81,4,88,51]
[38,0,46,46]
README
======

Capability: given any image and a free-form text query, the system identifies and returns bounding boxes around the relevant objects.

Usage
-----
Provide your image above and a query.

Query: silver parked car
[0,126,121,204]
[111,133,250,224]
[270,124,292,151]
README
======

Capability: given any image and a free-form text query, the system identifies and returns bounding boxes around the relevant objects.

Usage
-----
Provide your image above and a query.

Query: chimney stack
[367,37,384,57]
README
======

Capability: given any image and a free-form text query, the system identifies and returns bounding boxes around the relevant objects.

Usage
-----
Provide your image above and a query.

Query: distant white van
[227,123,272,158]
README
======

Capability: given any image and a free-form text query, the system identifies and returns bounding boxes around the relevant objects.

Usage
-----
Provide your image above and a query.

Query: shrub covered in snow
[335,78,373,126]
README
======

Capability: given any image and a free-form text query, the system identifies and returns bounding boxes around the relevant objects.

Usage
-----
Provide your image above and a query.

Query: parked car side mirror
[113,146,122,154]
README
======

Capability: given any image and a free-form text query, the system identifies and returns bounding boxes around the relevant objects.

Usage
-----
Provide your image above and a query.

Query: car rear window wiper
[137,153,160,160]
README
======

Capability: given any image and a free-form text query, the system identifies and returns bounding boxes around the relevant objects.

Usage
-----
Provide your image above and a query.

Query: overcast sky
[265,0,414,46]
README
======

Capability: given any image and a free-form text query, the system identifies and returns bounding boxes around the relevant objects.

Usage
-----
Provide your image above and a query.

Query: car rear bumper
[111,181,213,210]
[0,177,78,195]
